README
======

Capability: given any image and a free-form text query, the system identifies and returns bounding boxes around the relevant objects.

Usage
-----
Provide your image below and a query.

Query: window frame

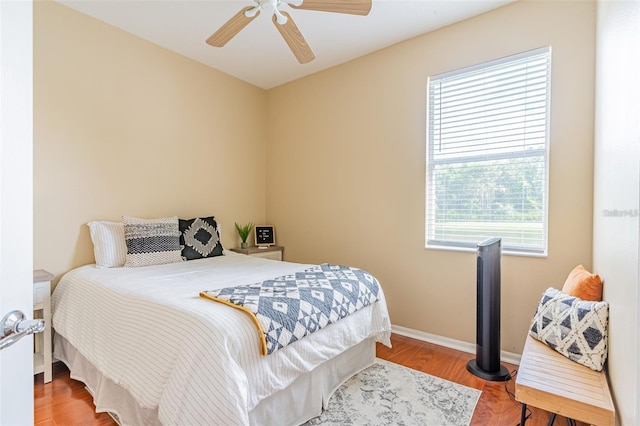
[425,47,551,256]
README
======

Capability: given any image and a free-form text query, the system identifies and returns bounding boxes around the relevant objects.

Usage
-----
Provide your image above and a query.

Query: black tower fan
[466,237,510,381]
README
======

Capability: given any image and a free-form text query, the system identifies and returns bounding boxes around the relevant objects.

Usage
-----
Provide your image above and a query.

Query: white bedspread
[52,252,391,425]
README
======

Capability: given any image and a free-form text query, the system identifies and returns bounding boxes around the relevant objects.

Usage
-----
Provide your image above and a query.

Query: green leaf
[234,222,254,243]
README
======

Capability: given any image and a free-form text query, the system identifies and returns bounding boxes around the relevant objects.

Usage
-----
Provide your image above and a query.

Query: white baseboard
[391,324,521,366]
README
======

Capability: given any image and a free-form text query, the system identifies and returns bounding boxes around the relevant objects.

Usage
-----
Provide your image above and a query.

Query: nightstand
[230,246,284,261]
[33,269,53,383]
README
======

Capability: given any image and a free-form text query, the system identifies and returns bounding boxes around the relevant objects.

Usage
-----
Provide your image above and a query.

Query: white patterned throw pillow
[87,221,128,268]
[122,216,183,267]
[529,287,609,371]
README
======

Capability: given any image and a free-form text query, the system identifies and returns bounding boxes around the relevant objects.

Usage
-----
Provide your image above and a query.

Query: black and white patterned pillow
[179,217,224,260]
[122,216,183,267]
[530,287,609,371]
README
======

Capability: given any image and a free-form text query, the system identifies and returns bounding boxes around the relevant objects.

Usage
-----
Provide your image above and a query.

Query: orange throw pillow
[561,265,603,301]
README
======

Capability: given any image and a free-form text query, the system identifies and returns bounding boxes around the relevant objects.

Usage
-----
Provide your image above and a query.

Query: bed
[51,250,392,426]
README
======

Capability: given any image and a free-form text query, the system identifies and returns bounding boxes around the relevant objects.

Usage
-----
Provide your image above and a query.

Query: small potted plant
[234,222,254,249]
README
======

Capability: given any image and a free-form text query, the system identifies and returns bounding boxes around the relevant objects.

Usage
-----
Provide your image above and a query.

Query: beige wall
[34,0,600,357]
[593,0,640,424]
[267,0,597,354]
[33,1,268,279]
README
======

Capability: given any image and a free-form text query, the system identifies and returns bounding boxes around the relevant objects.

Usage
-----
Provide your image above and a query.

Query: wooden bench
[515,335,615,426]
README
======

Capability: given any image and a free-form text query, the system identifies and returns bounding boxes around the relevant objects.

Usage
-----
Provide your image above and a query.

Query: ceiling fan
[206,0,372,64]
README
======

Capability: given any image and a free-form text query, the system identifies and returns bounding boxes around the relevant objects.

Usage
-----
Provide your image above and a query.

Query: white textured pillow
[122,216,183,268]
[87,221,127,268]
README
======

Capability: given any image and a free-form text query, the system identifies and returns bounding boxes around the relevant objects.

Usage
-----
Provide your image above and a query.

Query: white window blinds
[425,47,551,254]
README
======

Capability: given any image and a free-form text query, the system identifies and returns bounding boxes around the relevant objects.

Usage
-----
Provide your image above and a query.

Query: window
[425,47,551,255]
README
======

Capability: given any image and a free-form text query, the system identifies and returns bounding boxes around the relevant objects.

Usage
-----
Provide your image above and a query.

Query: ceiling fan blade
[290,0,372,16]
[206,7,259,47]
[273,12,316,64]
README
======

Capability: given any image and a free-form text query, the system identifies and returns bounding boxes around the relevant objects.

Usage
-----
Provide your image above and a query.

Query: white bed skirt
[54,333,376,426]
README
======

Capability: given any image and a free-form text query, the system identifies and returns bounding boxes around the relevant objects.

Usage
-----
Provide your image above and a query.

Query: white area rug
[304,358,481,426]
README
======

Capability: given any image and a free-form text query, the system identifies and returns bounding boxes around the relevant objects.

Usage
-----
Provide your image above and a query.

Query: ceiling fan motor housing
[207,0,372,64]
[245,0,301,24]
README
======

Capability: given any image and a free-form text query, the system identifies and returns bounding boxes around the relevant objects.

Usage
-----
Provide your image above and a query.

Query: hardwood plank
[34,334,587,425]
[34,361,116,426]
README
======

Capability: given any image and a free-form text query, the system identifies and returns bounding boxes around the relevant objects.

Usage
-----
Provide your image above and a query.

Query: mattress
[51,251,392,425]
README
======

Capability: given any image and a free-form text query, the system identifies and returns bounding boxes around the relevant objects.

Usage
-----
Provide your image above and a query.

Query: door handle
[0,310,45,351]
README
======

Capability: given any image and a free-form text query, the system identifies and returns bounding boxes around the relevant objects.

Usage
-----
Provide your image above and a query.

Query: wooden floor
[34,333,584,425]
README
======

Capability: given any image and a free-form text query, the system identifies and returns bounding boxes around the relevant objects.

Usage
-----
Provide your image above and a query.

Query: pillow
[179,217,224,260]
[561,264,603,301]
[530,287,609,371]
[122,216,183,267]
[87,221,127,268]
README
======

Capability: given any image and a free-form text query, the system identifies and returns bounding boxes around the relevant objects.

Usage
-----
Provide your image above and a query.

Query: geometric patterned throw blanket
[200,264,380,356]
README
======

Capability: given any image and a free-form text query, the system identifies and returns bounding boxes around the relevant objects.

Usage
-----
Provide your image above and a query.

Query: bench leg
[546,412,576,426]
[520,403,527,425]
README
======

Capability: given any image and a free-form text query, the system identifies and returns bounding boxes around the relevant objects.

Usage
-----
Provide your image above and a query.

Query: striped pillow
[122,216,183,268]
[87,221,128,268]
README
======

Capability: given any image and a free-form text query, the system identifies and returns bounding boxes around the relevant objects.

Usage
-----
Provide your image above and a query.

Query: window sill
[424,244,548,258]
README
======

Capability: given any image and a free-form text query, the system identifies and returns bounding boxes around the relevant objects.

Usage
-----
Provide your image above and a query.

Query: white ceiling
[57,0,517,89]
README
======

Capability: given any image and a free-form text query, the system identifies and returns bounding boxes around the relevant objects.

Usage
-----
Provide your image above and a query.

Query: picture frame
[255,225,275,247]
